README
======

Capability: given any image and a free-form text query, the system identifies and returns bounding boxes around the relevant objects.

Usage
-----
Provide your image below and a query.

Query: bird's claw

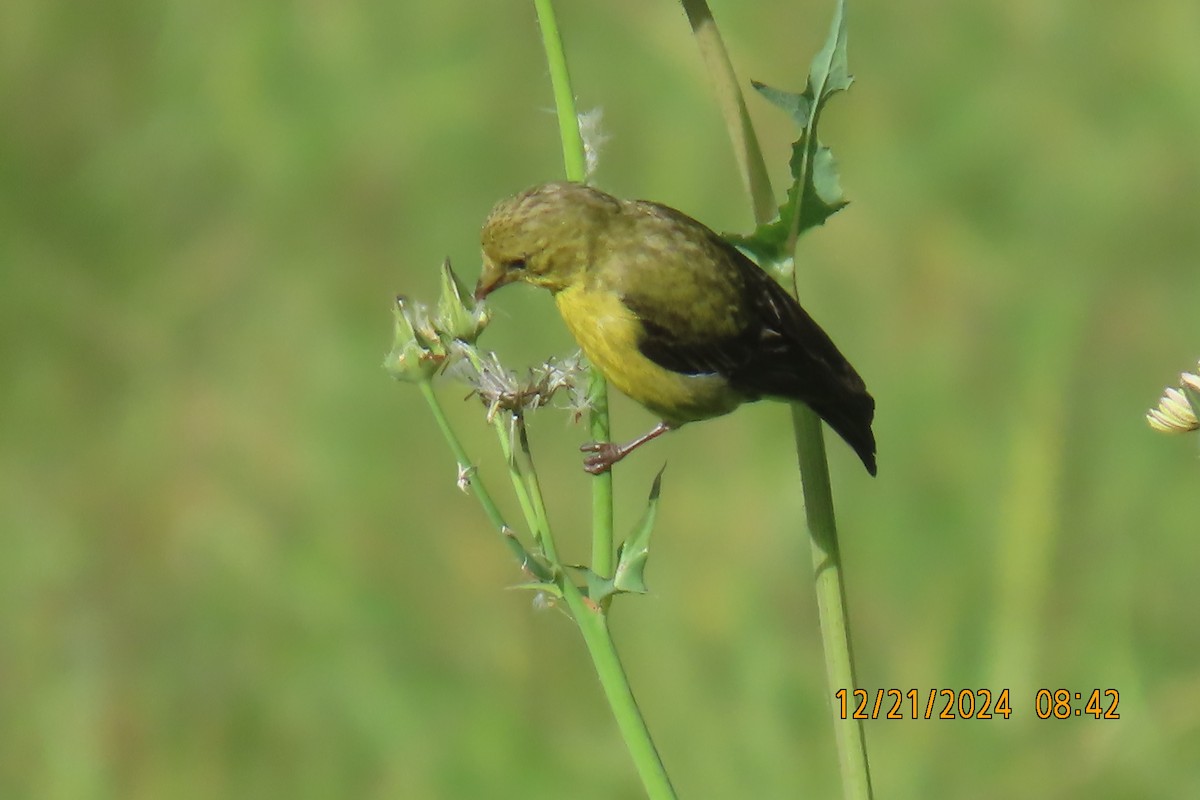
[580,441,620,475]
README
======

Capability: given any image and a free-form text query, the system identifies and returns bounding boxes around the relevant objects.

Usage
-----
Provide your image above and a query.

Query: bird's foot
[580,422,674,474]
[580,441,624,475]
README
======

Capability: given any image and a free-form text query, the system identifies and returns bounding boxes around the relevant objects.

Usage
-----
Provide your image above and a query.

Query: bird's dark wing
[617,208,877,473]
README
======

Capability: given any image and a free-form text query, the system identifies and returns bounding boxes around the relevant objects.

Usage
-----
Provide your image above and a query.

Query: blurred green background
[3,0,1199,797]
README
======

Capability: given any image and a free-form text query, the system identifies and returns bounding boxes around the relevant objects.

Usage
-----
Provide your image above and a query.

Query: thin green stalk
[456,347,548,552]
[587,373,614,576]
[534,0,587,183]
[514,414,560,565]
[533,0,614,576]
[420,381,494,519]
[418,381,551,582]
[792,405,871,799]
[533,4,669,797]
[492,413,548,549]
[679,0,775,222]
[680,3,873,798]
[559,580,678,800]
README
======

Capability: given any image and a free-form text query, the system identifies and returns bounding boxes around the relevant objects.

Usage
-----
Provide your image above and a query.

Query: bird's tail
[807,392,877,476]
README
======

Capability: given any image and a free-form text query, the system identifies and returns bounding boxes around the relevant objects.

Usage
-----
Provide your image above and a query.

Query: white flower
[1147,363,1200,434]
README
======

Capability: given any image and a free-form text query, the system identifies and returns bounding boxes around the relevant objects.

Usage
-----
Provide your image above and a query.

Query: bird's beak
[473,259,510,302]
[473,276,499,303]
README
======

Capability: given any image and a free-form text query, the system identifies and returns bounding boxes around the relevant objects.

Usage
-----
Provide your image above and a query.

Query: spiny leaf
[806,0,852,102]
[779,131,848,235]
[733,0,853,280]
[561,564,617,606]
[752,0,851,126]
[611,467,665,596]
[751,82,813,129]
[581,567,616,605]
[573,468,665,604]
[726,226,791,281]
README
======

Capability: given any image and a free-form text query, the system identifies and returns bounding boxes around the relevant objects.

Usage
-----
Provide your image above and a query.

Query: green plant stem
[679,0,775,222]
[533,4,665,797]
[418,381,550,582]
[792,405,871,799]
[515,414,560,565]
[680,2,873,798]
[419,381,504,530]
[454,349,547,552]
[534,0,615,576]
[535,0,587,183]
[492,414,548,548]
[560,580,678,800]
[587,373,615,577]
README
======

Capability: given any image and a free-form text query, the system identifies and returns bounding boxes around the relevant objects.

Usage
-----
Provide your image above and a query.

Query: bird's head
[475,181,621,301]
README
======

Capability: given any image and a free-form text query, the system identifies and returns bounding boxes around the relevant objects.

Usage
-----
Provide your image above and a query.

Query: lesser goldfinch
[474,182,876,476]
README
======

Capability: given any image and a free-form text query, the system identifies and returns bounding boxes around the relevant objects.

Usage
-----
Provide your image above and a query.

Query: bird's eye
[508,258,527,271]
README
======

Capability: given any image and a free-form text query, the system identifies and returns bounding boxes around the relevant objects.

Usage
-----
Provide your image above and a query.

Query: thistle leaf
[729,0,852,281]
[573,468,665,604]
[611,467,664,596]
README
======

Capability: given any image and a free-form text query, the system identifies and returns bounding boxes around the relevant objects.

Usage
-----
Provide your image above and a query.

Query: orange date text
[834,688,1013,720]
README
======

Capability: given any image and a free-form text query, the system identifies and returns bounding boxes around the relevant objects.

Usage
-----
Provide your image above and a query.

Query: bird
[474,181,876,476]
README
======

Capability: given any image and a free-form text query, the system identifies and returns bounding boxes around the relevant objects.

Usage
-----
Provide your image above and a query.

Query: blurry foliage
[2,0,1200,798]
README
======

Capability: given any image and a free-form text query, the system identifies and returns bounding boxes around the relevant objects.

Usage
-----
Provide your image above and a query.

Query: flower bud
[383,296,445,383]
[435,258,490,344]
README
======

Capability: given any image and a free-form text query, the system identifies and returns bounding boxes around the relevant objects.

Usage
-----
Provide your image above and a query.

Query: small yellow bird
[475,182,876,476]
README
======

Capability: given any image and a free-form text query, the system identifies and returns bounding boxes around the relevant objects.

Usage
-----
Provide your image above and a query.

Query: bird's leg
[580,421,674,475]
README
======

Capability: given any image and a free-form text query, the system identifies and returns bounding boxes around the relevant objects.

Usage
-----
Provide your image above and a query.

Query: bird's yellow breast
[553,284,744,424]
